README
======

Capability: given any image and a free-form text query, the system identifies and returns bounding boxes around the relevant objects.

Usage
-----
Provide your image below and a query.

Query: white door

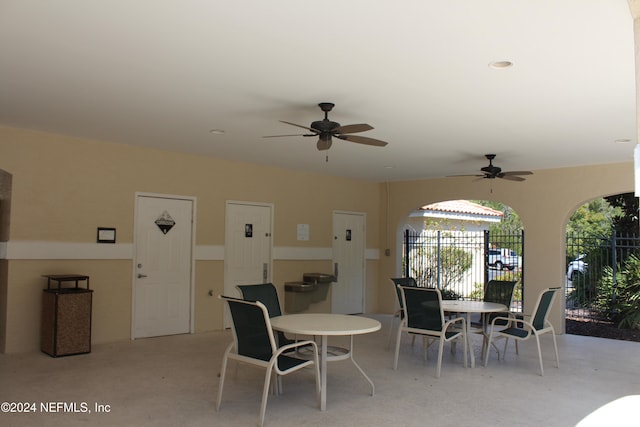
[133,195,194,339]
[332,211,365,314]
[224,202,273,325]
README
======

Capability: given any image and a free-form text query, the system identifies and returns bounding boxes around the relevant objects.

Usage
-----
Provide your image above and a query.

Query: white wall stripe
[274,246,332,260]
[2,241,380,261]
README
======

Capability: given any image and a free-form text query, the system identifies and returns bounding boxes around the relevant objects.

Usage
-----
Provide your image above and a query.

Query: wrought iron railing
[565,232,640,321]
[402,229,523,313]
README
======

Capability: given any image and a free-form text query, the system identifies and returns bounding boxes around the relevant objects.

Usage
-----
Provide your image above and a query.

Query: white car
[567,254,588,281]
[488,248,520,270]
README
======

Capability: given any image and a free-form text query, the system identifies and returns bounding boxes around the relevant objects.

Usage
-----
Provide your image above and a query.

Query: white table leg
[467,316,475,368]
[320,335,327,411]
[348,335,375,396]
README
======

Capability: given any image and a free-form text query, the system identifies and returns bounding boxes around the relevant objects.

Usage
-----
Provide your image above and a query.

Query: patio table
[270,313,380,411]
[441,300,508,367]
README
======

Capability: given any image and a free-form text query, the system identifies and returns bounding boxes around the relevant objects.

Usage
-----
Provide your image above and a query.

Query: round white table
[270,313,381,411]
[441,300,508,367]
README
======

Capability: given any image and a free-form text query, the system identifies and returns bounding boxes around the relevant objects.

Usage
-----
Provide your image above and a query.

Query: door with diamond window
[133,195,194,338]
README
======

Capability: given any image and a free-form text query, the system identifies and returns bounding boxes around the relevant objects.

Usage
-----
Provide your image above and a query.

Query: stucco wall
[0,126,382,353]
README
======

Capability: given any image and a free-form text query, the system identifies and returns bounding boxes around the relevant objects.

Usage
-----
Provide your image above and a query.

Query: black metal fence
[565,232,640,321]
[403,228,640,324]
[402,229,523,313]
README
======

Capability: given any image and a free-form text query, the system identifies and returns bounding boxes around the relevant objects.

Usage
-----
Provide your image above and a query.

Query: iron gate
[402,229,523,312]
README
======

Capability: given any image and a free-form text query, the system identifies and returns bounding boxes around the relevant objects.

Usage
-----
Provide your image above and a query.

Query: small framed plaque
[97,227,116,243]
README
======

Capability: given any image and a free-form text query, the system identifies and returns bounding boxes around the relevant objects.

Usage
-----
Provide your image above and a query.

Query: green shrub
[469,282,484,300]
[597,254,640,329]
[409,246,472,297]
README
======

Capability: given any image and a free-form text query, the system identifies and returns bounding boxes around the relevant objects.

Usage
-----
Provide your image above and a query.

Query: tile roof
[419,200,504,217]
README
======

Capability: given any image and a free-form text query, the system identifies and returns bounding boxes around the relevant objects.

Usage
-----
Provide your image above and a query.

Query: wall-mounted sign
[245,224,253,238]
[155,211,175,235]
[97,227,116,243]
[297,224,309,241]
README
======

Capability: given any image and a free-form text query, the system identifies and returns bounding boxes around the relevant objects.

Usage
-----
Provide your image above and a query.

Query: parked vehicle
[567,254,588,281]
[487,248,520,270]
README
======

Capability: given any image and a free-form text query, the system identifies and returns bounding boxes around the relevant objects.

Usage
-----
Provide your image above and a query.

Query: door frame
[131,192,197,340]
[332,210,366,314]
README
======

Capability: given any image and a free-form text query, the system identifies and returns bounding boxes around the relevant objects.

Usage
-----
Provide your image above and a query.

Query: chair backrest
[400,286,444,331]
[530,287,560,330]
[484,280,517,308]
[236,283,283,318]
[390,277,418,308]
[391,277,418,287]
[220,295,276,362]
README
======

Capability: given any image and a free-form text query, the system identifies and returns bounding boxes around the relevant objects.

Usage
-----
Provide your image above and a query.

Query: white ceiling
[1,0,637,182]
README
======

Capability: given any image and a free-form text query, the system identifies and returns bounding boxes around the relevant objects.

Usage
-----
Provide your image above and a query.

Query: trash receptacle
[41,275,92,357]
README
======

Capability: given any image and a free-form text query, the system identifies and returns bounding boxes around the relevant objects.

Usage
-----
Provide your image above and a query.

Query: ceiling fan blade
[501,171,533,176]
[279,120,319,133]
[446,174,485,178]
[262,133,313,138]
[500,174,526,182]
[333,123,374,134]
[335,134,388,147]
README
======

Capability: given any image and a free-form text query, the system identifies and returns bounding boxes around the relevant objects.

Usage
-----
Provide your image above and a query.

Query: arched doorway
[565,192,640,340]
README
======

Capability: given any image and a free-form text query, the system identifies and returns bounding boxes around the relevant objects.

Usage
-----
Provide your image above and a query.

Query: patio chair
[393,286,468,378]
[483,287,560,376]
[237,283,295,346]
[388,277,418,347]
[217,295,320,427]
[476,280,518,358]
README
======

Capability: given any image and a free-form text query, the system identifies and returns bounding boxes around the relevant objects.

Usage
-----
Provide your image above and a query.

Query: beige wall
[378,162,634,332]
[0,126,382,353]
[0,126,634,353]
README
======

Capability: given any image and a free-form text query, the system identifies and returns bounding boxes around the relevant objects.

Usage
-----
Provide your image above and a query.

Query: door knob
[137,274,148,278]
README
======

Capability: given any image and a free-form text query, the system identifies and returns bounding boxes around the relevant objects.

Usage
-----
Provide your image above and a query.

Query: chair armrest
[489,316,533,330]
[276,339,318,356]
[445,316,467,331]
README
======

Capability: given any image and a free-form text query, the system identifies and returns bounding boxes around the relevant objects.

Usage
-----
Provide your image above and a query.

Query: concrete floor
[2,314,639,427]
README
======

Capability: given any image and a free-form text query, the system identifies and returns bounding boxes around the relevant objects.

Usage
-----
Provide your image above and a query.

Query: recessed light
[209,129,225,135]
[615,138,631,144]
[489,61,513,69]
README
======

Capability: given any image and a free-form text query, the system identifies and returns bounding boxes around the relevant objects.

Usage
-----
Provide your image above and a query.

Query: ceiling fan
[451,154,533,181]
[263,102,389,152]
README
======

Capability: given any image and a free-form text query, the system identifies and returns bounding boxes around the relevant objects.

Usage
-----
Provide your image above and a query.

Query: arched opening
[398,199,524,313]
[564,192,640,341]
